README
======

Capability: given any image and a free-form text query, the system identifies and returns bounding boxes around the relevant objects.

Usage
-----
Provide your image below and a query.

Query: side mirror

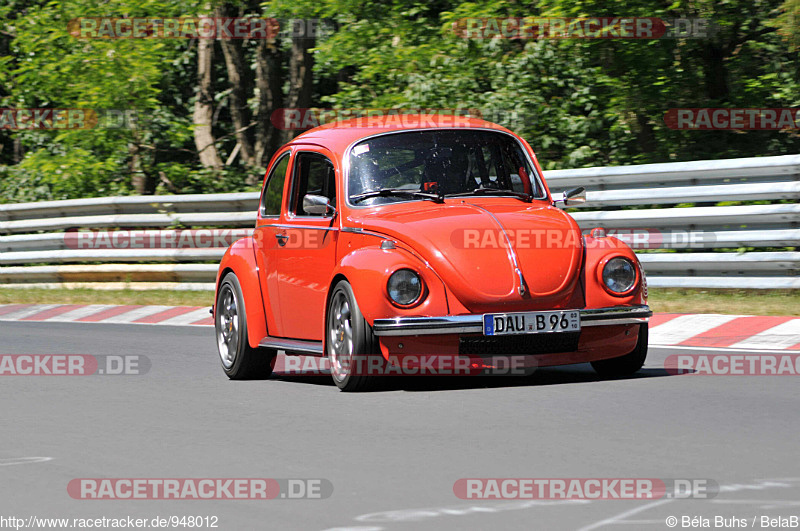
[556,186,586,207]
[303,194,336,216]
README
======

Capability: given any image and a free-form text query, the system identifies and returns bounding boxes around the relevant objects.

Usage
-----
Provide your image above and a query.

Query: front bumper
[372,305,652,336]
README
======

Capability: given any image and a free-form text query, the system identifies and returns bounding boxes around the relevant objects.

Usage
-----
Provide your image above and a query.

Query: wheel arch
[328,246,449,326]
[323,273,350,354]
[215,238,268,349]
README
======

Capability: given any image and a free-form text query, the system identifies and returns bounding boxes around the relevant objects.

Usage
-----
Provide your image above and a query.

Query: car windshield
[347,130,544,206]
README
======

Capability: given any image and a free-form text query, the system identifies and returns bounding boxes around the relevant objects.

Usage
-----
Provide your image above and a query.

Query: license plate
[483,310,580,336]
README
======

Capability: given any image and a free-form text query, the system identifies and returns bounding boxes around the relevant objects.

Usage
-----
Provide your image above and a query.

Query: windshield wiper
[447,187,532,202]
[351,188,445,204]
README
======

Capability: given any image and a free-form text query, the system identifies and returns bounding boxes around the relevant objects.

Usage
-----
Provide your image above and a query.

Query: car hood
[351,201,584,312]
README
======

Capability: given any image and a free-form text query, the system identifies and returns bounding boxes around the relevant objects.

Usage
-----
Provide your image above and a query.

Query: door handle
[275,233,288,247]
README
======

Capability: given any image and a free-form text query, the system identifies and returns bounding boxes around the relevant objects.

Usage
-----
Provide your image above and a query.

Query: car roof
[288,114,516,154]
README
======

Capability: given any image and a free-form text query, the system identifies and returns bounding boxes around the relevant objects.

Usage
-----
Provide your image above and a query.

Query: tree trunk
[193,19,223,170]
[635,112,656,156]
[283,34,315,143]
[13,137,24,164]
[702,44,729,103]
[219,4,255,167]
[129,142,155,195]
[254,38,284,167]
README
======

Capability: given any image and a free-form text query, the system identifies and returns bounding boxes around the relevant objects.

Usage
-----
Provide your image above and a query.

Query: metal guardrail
[581,182,800,207]
[0,212,256,234]
[0,154,798,289]
[0,248,226,264]
[544,154,800,187]
[0,263,217,281]
[572,204,800,229]
[0,192,259,221]
[0,228,253,253]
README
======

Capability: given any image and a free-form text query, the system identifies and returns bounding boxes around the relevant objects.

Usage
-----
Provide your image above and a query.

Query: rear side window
[291,152,336,216]
[261,153,290,217]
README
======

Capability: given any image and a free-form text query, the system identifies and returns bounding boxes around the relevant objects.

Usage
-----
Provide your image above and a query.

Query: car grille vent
[459,332,581,356]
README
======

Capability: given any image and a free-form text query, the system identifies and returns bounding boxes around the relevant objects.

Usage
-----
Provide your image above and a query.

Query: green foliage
[0,0,205,201]
[0,146,127,201]
[154,163,261,194]
[315,0,800,168]
[769,0,800,51]
[0,0,799,202]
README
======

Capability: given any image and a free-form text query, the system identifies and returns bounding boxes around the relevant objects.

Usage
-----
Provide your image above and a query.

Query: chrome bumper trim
[371,305,652,336]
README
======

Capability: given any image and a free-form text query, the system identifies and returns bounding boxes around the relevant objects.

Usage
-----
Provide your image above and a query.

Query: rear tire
[591,324,648,378]
[216,273,276,379]
[326,280,383,391]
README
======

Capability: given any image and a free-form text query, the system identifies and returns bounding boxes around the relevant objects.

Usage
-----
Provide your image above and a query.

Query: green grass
[0,287,797,316]
[647,288,800,316]
[0,288,214,307]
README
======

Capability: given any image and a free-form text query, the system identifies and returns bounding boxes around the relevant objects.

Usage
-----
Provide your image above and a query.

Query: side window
[260,153,290,217]
[291,152,336,216]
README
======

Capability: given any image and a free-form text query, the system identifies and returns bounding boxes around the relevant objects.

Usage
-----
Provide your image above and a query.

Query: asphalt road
[2,321,798,531]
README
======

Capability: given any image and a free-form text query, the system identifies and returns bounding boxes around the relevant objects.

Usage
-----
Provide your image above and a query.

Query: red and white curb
[0,304,798,350]
[0,304,212,326]
[649,313,800,351]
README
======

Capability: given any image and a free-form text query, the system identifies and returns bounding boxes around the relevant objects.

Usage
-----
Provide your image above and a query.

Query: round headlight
[387,269,423,306]
[602,257,637,294]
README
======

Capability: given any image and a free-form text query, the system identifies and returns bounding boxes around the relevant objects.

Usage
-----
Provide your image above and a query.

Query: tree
[193,5,224,171]
[1,0,798,203]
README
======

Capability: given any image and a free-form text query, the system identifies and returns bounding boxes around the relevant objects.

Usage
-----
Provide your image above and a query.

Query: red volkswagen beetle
[214,115,651,390]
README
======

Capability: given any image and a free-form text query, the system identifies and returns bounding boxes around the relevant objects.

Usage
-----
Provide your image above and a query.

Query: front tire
[216,273,276,379]
[591,324,648,378]
[326,280,383,391]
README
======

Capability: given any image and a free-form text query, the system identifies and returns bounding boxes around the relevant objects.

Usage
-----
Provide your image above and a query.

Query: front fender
[215,238,268,349]
[330,245,450,327]
[583,235,647,308]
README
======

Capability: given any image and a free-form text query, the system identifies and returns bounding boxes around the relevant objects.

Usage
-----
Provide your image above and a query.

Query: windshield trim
[343,128,548,209]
